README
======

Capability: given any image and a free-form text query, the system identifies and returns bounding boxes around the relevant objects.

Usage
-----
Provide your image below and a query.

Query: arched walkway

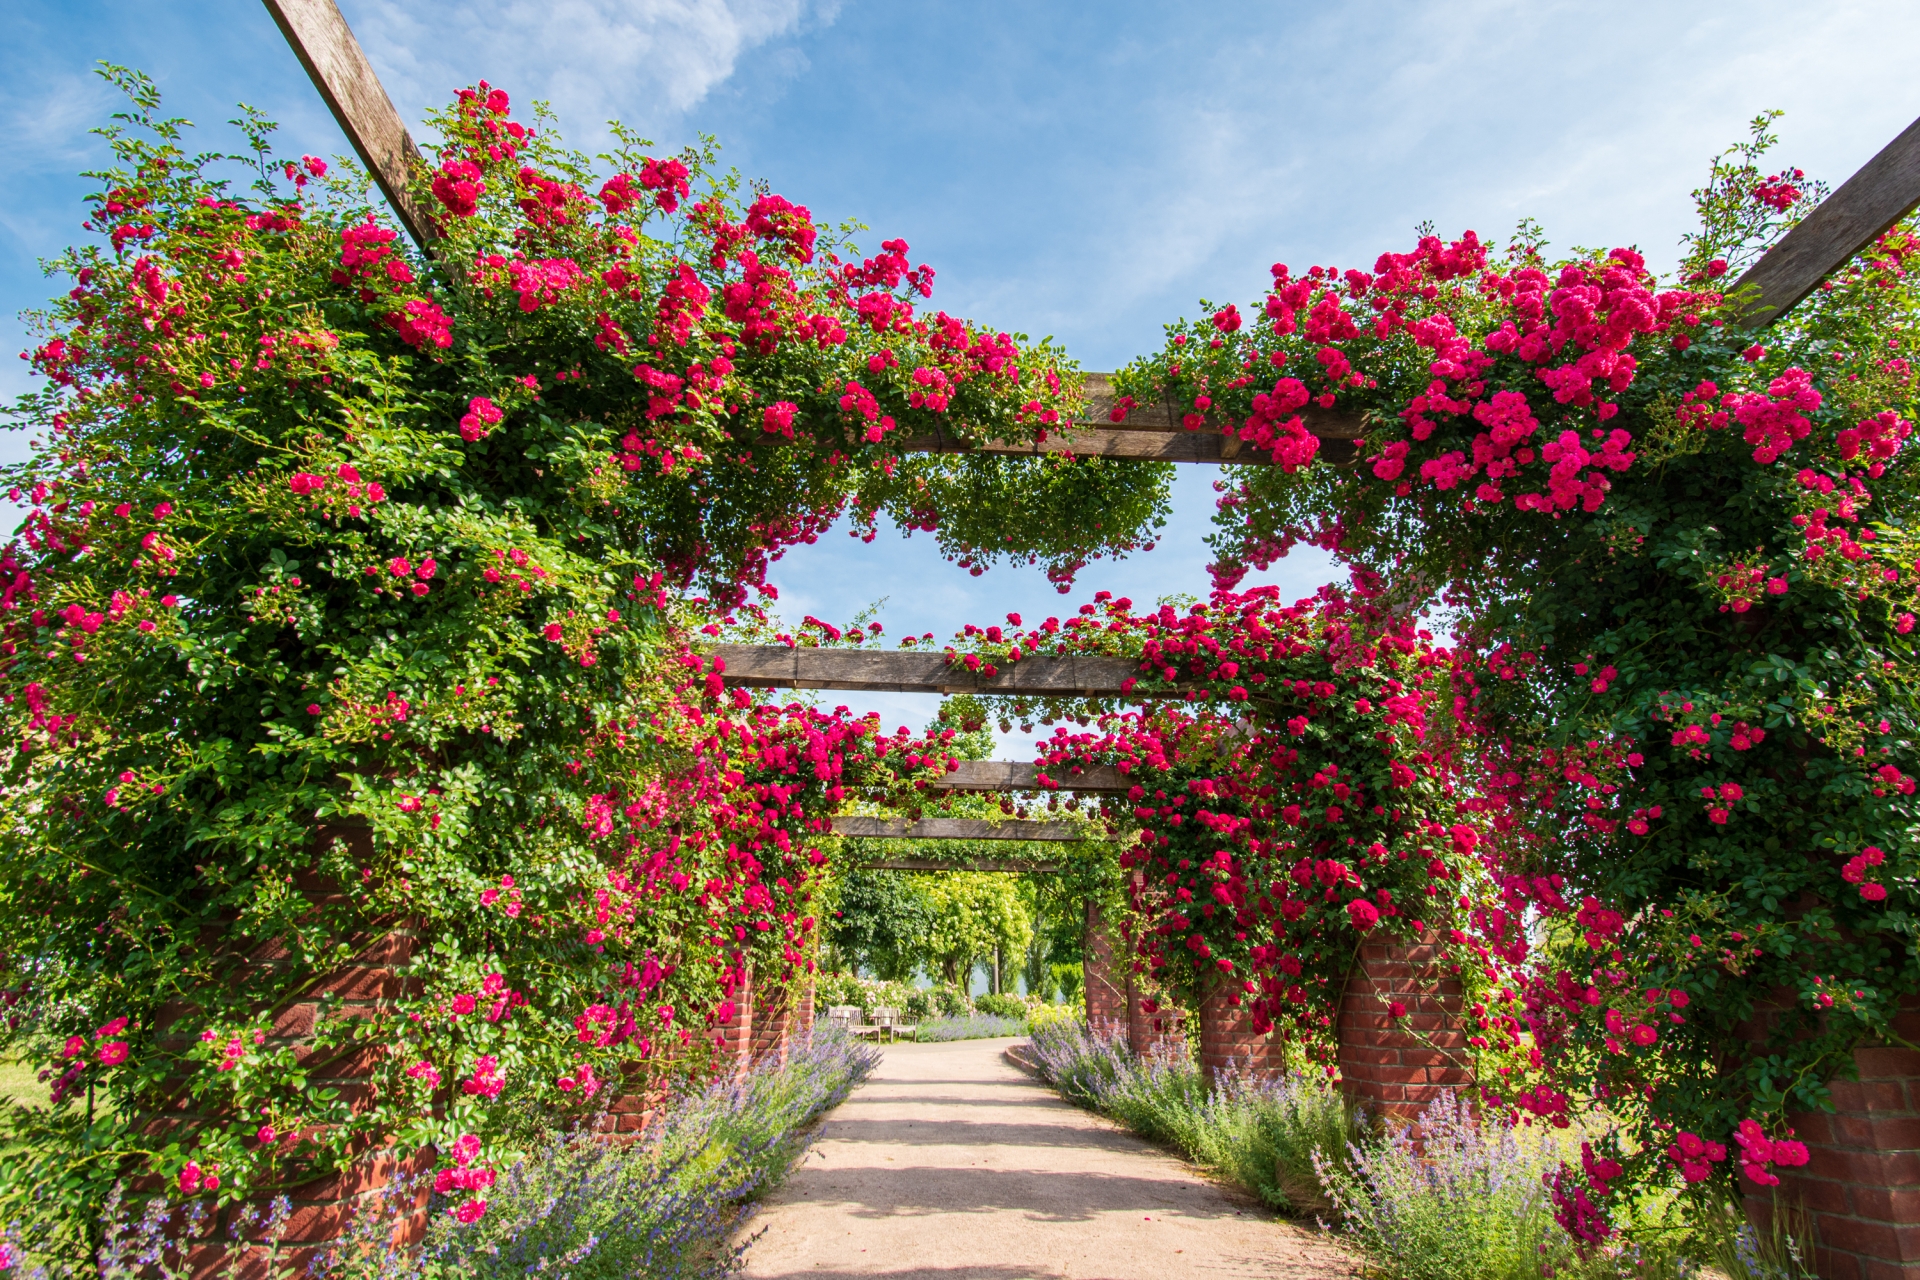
[738,1038,1356,1279]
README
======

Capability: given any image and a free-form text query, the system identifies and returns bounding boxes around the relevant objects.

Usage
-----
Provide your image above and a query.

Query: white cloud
[341,0,836,145]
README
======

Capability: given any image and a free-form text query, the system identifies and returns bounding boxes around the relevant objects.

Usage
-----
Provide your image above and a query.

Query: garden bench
[867,1006,916,1043]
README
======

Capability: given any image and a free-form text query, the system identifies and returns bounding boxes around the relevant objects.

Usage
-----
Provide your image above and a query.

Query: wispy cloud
[343,0,838,145]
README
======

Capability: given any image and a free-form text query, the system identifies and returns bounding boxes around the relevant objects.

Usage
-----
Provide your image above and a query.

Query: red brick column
[1197,981,1282,1085]
[716,962,755,1078]
[1128,996,1186,1058]
[1748,997,1920,1280]
[792,970,817,1042]
[188,1145,435,1278]
[1337,932,1470,1120]
[1083,900,1131,1038]
[162,829,437,1277]
[750,974,793,1067]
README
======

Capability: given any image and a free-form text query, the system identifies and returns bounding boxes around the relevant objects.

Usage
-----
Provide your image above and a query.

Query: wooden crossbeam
[859,858,1062,873]
[1732,115,1920,326]
[897,372,1365,466]
[933,761,1131,793]
[263,0,435,249]
[712,645,1154,696]
[831,816,1085,841]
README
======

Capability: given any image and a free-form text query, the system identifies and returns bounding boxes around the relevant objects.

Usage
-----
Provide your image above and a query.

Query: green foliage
[825,869,931,981]
[1112,110,1920,1207]
[971,992,1027,1019]
[1026,1018,1359,1216]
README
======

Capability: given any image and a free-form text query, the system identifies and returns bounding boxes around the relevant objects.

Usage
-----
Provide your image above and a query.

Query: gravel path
[737,1036,1358,1280]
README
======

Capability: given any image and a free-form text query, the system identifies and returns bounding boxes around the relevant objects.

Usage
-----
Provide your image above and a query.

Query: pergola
[229,5,1920,1275]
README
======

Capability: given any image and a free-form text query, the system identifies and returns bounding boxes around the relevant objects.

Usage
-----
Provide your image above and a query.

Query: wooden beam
[858,858,1062,873]
[831,816,1086,841]
[932,761,1132,793]
[896,373,1364,466]
[711,645,1156,696]
[1731,115,1920,326]
[261,0,437,249]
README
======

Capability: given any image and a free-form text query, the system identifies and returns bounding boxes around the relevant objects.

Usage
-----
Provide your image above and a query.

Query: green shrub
[972,992,1027,1019]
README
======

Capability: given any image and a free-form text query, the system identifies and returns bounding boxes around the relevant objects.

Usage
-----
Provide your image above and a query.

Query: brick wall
[164,826,436,1277]
[714,963,755,1079]
[791,970,816,1041]
[1197,980,1282,1084]
[1083,900,1131,1037]
[1747,997,1920,1280]
[1336,931,1469,1120]
[750,971,793,1067]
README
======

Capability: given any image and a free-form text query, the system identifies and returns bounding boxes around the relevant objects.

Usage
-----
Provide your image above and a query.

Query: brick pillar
[1083,899,1131,1038]
[1125,958,1186,1058]
[1337,931,1470,1120]
[1197,980,1282,1085]
[792,969,816,1042]
[1747,997,1920,1280]
[161,827,436,1277]
[750,974,793,1067]
[716,962,754,1078]
[596,1058,673,1141]
[187,1145,435,1278]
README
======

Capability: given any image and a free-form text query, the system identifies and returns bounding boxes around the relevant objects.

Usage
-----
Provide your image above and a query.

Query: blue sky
[6,0,1919,750]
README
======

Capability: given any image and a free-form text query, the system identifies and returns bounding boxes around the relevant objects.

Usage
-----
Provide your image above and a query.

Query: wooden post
[260,0,437,249]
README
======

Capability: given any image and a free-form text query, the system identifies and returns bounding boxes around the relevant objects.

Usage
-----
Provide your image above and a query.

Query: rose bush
[0,68,1167,1259]
[1104,113,1918,1240]
[940,586,1482,1054]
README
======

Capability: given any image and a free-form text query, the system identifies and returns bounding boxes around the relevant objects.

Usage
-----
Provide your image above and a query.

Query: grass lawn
[0,1058,45,1109]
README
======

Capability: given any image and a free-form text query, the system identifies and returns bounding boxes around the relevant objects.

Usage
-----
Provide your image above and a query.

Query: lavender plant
[914,1014,1027,1042]
[399,1029,878,1280]
[1025,1019,1359,1214]
[1315,1092,1705,1280]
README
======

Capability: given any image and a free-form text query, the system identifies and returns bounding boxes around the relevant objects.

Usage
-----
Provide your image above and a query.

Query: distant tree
[826,869,932,980]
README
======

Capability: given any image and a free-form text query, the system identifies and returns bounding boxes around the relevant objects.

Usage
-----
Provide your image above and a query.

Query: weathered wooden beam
[897,373,1364,466]
[261,0,436,249]
[931,761,1131,793]
[831,816,1086,841]
[1732,115,1920,326]
[858,858,1062,873]
[711,645,1155,696]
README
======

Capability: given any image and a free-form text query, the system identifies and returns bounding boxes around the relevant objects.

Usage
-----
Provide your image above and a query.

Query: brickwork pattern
[750,974,793,1067]
[172,827,436,1276]
[1336,933,1469,1120]
[1082,900,1131,1038]
[1197,981,1282,1084]
[1748,997,1920,1280]
[717,963,756,1079]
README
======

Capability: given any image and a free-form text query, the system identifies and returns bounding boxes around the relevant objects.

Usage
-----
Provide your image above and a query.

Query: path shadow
[780,1164,1249,1223]
[814,1117,1148,1153]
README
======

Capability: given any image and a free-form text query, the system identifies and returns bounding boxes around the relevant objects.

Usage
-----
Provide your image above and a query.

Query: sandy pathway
[737,1036,1357,1280]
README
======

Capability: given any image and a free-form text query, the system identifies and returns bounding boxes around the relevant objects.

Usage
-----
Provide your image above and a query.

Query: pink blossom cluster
[1732,1118,1810,1186]
[434,1133,494,1224]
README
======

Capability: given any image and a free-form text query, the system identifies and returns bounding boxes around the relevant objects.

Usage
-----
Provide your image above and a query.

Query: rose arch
[4,1,1920,1276]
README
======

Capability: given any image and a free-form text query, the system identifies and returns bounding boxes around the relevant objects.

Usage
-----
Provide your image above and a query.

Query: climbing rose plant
[0,68,1164,1255]
[948,587,1480,1050]
[1106,112,1919,1239]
